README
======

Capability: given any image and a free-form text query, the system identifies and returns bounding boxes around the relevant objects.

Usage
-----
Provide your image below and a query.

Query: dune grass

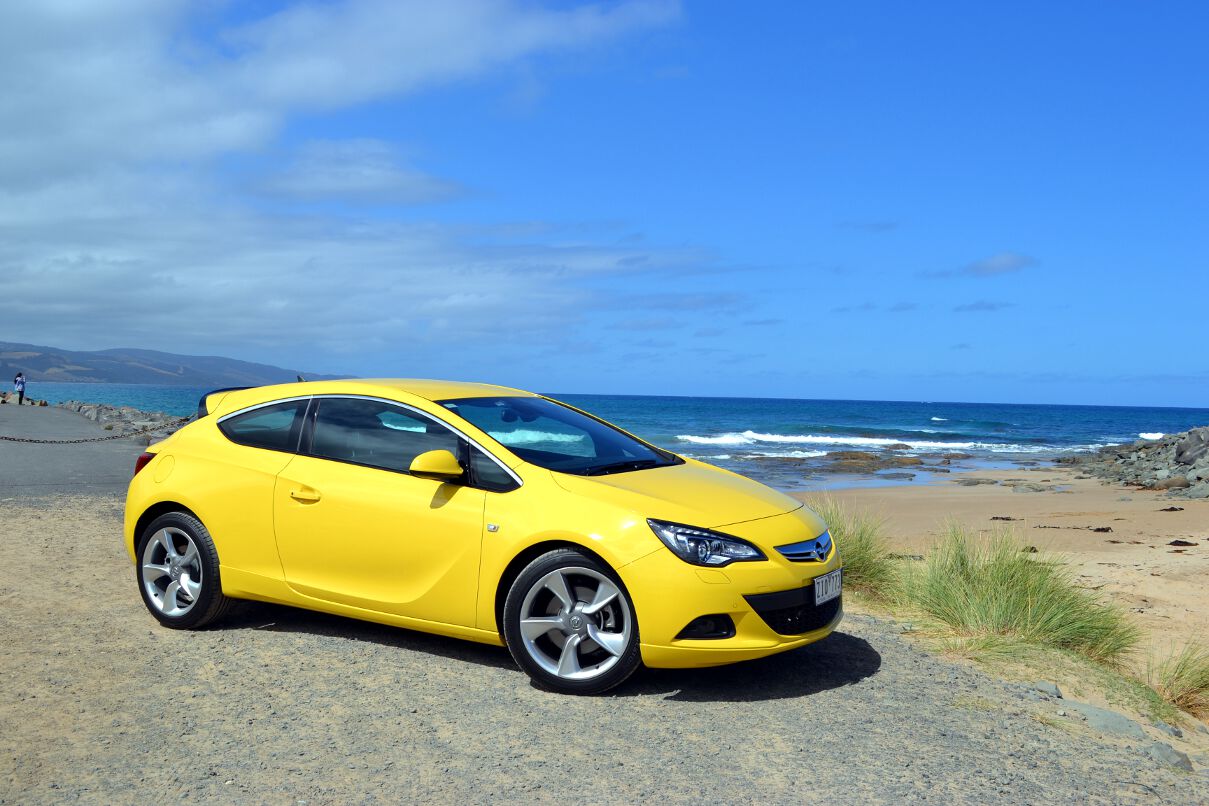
[807,496,895,596]
[812,500,1208,721]
[1149,642,1209,718]
[896,523,1140,666]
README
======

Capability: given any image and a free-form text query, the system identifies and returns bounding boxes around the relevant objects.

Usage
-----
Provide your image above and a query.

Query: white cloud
[259,140,462,204]
[962,251,1037,277]
[0,0,679,185]
[0,1,685,371]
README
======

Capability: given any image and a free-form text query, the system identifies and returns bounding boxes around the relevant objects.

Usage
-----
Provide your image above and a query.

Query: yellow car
[125,379,842,694]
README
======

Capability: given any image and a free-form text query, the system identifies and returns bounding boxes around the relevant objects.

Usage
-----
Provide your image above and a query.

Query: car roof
[332,378,537,401]
[204,378,537,418]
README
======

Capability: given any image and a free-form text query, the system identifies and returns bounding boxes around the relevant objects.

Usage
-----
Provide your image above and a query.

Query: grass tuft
[1149,642,1209,718]
[897,523,1140,666]
[807,496,895,596]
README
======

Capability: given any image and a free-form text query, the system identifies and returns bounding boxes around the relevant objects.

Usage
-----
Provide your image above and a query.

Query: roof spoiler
[196,387,253,419]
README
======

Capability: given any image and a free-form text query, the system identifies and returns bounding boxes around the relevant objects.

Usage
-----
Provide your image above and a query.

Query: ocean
[28,381,1209,491]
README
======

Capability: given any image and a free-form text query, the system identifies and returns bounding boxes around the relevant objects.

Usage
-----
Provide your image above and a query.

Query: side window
[309,398,461,474]
[218,400,307,452]
[469,445,519,492]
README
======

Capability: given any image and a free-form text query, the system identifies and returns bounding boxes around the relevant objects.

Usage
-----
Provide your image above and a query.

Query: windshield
[439,396,681,476]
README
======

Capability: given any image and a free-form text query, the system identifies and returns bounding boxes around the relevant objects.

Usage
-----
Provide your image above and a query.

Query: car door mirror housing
[409,449,465,482]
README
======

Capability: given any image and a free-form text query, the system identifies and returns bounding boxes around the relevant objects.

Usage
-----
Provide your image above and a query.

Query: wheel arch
[133,501,203,552]
[493,539,616,638]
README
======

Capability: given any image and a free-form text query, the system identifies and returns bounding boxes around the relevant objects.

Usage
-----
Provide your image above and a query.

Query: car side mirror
[409,449,465,482]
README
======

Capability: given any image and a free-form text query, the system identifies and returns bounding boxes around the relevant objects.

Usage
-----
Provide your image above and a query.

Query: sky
[1,1,1205,407]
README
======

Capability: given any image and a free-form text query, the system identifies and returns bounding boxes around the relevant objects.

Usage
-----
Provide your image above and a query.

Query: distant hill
[0,341,344,387]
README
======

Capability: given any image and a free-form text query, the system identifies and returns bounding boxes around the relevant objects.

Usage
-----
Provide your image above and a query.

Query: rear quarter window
[218,400,307,453]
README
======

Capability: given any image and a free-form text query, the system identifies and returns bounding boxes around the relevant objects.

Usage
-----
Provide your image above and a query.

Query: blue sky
[1,1,1205,406]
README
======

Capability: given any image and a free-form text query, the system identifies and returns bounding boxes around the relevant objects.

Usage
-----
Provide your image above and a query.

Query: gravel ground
[2,494,1207,805]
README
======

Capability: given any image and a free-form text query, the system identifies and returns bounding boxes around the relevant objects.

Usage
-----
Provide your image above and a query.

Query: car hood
[549,458,803,530]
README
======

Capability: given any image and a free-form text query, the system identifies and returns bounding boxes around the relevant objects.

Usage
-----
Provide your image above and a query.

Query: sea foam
[675,430,1117,455]
[1139,432,1164,440]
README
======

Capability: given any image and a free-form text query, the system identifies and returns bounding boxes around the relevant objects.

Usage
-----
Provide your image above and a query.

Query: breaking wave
[675,430,1117,455]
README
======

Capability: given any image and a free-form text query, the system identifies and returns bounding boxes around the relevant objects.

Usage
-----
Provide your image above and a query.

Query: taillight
[134,452,156,477]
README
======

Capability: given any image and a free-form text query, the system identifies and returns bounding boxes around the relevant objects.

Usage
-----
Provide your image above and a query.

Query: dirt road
[2,494,1206,804]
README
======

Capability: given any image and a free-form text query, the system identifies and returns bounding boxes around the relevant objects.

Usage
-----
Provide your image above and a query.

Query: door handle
[289,487,321,503]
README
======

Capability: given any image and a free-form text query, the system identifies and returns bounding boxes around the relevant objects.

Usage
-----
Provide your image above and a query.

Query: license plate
[814,568,841,605]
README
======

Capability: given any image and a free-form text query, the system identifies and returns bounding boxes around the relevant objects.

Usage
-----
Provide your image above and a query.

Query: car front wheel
[503,548,641,694]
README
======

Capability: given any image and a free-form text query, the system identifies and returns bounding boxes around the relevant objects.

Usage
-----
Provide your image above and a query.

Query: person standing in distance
[13,372,26,405]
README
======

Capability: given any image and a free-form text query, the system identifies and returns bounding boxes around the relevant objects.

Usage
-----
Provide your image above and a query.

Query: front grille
[775,530,832,562]
[744,578,842,636]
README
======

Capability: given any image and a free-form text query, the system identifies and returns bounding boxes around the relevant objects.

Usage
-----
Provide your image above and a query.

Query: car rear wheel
[503,548,641,694]
[136,512,232,629]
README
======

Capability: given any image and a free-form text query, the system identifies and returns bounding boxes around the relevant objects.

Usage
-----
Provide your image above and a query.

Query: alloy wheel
[140,526,203,617]
[517,566,633,681]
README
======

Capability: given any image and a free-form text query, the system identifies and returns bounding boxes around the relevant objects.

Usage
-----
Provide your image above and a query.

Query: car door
[272,396,487,627]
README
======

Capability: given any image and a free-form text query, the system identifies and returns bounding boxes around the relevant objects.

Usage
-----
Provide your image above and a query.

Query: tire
[502,548,641,695]
[135,512,233,629]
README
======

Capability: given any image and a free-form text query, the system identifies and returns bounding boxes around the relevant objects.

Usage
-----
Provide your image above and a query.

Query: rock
[955,477,999,487]
[1168,539,1197,547]
[1174,428,1209,466]
[1159,506,1185,512]
[885,443,911,450]
[942,452,974,460]
[1032,681,1062,699]
[1152,719,1183,738]
[1144,741,1193,772]
[1064,701,1146,739]
[1183,482,1209,499]
[1009,482,1054,493]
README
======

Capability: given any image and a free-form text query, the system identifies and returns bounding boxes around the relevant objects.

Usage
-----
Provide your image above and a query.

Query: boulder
[1182,482,1209,499]
[1174,428,1209,466]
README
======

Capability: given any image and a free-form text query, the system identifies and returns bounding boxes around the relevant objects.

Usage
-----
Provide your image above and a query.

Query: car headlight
[647,519,766,567]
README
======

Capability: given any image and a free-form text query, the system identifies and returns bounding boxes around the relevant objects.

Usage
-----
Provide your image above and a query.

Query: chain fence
[0,415,193,444]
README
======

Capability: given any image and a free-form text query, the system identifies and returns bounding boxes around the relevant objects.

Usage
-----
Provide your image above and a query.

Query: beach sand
[792,467,1209,656]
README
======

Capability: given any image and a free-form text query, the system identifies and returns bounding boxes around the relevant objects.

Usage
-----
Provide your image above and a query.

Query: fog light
[675,614,736,640]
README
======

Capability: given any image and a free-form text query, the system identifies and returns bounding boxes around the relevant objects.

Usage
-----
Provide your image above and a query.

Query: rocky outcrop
[1059,427,1209,499]
[56,401,187,442]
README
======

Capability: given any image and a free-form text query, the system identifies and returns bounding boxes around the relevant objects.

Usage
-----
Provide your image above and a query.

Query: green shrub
[1149,641,1209,717]
[807,496,895,596]
[899,524,1139,665]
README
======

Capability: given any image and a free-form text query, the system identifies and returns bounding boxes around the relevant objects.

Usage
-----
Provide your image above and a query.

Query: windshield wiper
[582,458,663,476]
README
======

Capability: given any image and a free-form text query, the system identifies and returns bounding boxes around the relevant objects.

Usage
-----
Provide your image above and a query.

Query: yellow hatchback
[125,379,842,694]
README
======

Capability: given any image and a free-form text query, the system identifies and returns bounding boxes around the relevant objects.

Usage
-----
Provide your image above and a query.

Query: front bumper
[620,513,843,669]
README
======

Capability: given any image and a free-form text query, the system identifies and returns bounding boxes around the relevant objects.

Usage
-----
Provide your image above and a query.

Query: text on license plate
[814,568,842,606]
